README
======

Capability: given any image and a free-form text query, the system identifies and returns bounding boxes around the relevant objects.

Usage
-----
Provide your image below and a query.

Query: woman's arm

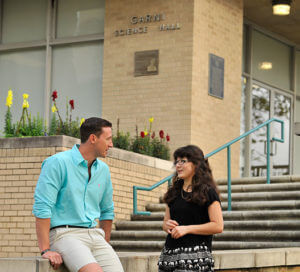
[171,201,223,239]
[162,205,179,234]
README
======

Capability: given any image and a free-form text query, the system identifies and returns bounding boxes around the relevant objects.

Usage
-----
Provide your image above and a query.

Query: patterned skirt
[157,243,214,272]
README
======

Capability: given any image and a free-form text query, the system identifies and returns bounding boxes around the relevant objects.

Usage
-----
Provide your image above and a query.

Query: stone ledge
[0,136,173,172]
[1,248,299,272]
[107,147,173,171]
[0,135,80,149]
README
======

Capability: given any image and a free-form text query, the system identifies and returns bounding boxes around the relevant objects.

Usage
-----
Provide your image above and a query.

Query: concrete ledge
[1,248,300,272]
[0,135,80,149]
[107,147,173,171]
[0,136,173,171]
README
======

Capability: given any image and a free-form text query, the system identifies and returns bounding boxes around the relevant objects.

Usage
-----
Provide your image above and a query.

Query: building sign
[209,54,224,99]
[114,13,181,37]
[134,50,159,77]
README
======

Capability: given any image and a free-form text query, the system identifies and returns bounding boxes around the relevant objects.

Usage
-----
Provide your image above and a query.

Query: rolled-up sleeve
[99,171,114,221]
[33,156,63,218]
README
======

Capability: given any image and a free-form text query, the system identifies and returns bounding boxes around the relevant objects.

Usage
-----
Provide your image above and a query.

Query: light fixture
[259,62,273,70]
[272,0,292,15]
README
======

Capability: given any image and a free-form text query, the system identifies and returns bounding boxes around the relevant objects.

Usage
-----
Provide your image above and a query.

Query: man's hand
[171,225,188,239]
[164,219,179,234]
[42,250,63,270]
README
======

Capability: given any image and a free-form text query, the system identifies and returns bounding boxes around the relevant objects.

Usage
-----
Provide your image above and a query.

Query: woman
[158,145,223,272]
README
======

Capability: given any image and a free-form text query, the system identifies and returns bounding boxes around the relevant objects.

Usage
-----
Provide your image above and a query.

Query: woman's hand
[171,225,189,239]
[164,219,179,234]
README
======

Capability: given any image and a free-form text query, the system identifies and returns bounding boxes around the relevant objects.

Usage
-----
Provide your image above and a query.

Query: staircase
[110,175,300,252]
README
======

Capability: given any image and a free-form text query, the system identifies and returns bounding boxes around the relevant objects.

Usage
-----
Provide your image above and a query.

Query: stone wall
[0,136,172,257]
[102,0,193,160]
[102,0,244,179]
[191,0,243,178]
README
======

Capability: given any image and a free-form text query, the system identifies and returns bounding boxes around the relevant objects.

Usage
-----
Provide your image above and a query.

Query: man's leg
[50,228,100,272]
[79,263,103,272]
[91,229,124,272]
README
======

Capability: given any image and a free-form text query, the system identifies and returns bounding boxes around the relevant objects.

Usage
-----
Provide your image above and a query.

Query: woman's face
[174,157,195,181]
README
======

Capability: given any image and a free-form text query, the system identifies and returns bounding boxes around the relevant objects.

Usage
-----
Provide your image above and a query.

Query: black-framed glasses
[174,159,188,166]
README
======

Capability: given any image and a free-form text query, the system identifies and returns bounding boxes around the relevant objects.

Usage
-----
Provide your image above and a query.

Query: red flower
[151,132,155,139]
[51,90,58,101]
[159,130,164,139]
[69,99,74,110]
[166,134,170,142]
[140,131,145,138]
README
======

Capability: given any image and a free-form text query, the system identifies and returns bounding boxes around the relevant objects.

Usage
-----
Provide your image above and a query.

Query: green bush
[113,131,131,150]
[113,118,171,160]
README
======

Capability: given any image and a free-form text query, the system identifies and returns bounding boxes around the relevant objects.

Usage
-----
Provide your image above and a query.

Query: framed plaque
[209,53,224,99]
[134,50,159,77]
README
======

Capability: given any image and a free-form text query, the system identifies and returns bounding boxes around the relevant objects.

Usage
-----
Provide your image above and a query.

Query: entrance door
[251,83,292,176]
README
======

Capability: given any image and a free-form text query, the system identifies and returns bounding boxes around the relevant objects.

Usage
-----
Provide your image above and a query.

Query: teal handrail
[133,118,284,215]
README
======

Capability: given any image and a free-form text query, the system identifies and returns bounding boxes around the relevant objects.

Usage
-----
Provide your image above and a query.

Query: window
[0,0,105,134]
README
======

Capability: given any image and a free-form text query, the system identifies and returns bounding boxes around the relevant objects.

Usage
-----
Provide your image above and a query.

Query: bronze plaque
[209,53,224,99]
[134,50,159,76]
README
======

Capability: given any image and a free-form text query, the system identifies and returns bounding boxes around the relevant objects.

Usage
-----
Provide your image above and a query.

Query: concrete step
[111,240,164,251]
[111,230,167,240]
[216,175,300,186]
[131,210,300,221]
[115,220,300,231]
[111,230,300,242]
[224,220,300,230]
[220,191,300,201]
[218,182,300,193]
[146,200,300,212]
[158,184,300,203]
[215,231,300,241]
[111,240,300,252]
[213,241,300,250]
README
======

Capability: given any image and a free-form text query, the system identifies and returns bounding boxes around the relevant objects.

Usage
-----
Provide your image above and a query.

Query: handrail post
[168,178,172,188]
[266,123,271,184]
[133,186,137,215]
[227,146,232,211]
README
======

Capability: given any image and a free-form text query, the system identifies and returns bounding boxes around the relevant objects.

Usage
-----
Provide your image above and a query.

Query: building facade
[0,0,299,178]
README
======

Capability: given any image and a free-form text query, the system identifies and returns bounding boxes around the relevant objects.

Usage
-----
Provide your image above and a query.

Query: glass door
[250,83,292,176]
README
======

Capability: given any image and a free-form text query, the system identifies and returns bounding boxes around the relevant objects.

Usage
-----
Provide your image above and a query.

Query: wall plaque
[209,53,224,99]
[134,50,159,77]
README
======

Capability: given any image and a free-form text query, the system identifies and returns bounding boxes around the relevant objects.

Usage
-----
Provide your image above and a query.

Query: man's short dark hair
[80,117,112,143]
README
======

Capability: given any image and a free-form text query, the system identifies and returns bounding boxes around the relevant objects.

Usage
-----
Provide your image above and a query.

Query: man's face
[94,127,113,158]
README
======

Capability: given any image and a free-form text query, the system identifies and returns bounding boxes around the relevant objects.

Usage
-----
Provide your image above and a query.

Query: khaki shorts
[50,227,124,272]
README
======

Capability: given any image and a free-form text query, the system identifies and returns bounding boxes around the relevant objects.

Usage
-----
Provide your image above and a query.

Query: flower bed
[3,90,170,160]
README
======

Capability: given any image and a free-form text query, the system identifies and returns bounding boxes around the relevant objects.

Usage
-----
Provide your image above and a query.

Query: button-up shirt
[33,144,114,228]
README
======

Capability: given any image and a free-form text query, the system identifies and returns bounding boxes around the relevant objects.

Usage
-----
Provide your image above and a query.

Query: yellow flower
[144,129,148,136]
[51,105,57,113]
[23,93,29,100]
[5,89,13,108]
[22,100,29,109]
[80,118,85,126]
[149,117,154,123]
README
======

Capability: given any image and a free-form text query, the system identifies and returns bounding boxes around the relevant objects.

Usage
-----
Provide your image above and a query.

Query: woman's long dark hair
[163,145,219,205]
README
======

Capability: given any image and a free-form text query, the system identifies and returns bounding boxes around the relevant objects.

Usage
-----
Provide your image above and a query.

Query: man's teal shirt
[33,144,114,228]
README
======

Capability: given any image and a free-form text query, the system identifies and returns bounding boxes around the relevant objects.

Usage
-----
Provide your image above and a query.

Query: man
[33,117,124,272]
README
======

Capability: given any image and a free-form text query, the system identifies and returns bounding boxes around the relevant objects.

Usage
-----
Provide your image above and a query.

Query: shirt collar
[71,144,99,167]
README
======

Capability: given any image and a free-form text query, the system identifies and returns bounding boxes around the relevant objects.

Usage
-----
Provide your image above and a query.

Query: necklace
[181,187,192,200]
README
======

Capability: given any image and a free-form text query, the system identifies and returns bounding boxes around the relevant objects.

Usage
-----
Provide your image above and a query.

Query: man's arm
[36,217,63,270]
[99,220,112,243]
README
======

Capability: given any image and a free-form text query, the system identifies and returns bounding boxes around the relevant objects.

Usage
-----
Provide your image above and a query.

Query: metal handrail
[133,118,284,215]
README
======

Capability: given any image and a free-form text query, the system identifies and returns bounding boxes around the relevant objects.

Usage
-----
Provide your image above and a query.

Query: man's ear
[89,134,97,143]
